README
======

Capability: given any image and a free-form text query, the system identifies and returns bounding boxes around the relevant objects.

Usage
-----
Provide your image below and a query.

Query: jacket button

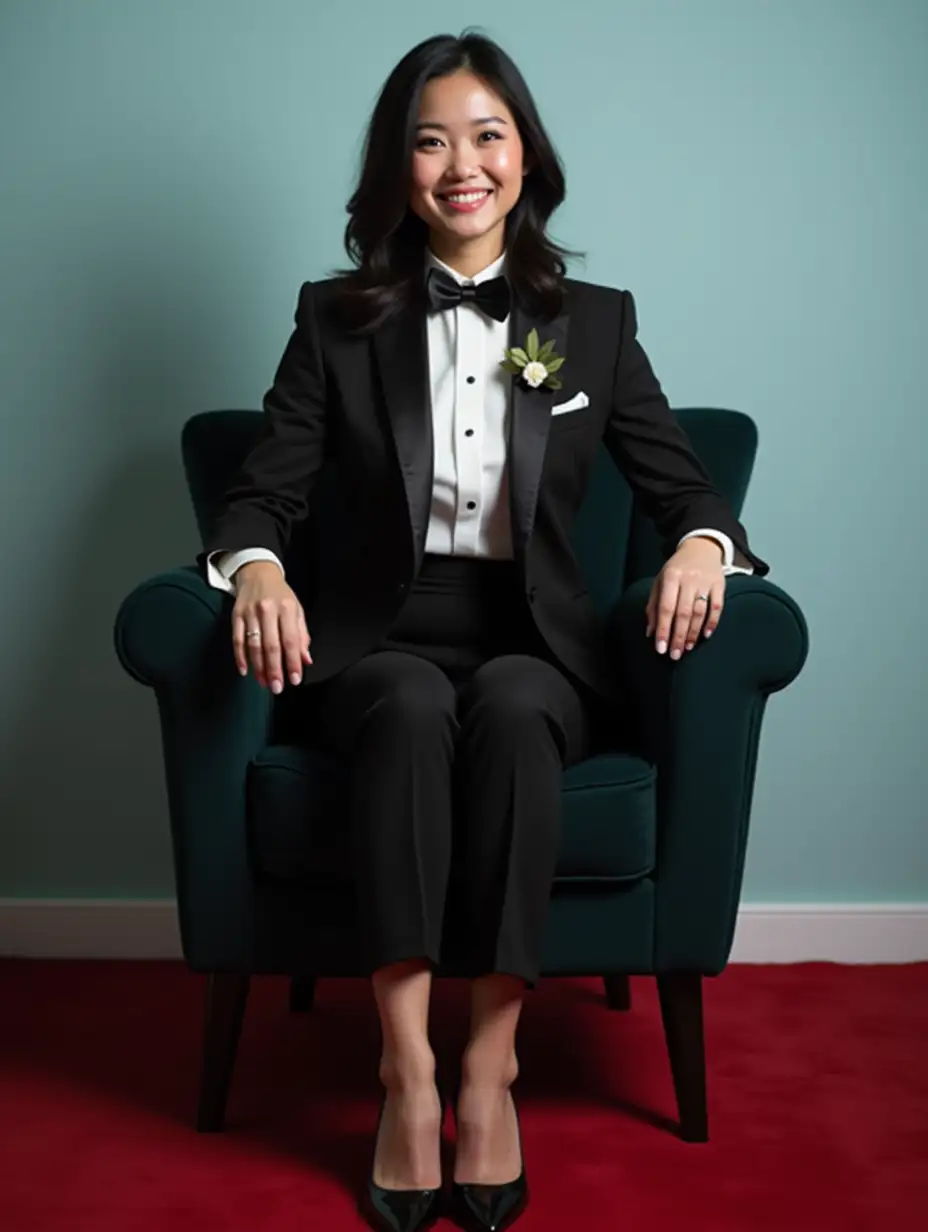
[397,582,407,592]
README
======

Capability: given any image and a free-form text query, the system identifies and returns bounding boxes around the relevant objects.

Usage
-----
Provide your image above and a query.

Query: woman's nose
[447,143,480,179]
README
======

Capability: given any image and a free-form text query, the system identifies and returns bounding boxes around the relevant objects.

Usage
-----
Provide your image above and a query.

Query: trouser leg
[451,653,595,989]
[310,650,459,976]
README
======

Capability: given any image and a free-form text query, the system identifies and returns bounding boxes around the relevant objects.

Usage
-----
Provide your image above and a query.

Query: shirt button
[465,429,474,437]
[466,500,477,510]
[466,375,475,384]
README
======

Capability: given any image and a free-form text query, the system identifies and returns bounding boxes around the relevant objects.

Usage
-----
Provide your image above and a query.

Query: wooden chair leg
[656,972,708,1142]
[289,975,317,1013]
[603,974,631,1010]
[196,972,250,1132]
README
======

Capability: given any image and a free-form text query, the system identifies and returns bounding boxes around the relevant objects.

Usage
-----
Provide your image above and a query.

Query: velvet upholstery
[114,409,808,982]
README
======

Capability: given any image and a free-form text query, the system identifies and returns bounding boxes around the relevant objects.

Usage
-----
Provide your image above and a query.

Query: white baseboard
[0,900,925,963]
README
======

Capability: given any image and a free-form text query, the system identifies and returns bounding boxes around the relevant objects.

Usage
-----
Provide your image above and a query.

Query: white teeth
[443,190,490,203]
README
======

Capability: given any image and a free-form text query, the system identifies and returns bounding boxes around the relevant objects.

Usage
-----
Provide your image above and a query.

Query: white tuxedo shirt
[206,250,753,593]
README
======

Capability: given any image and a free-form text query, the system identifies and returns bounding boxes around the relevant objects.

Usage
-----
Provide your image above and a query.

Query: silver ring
[696,593,710,603]
[246,630,262,642]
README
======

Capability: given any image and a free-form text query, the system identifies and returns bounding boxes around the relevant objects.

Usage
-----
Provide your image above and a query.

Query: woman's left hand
[645,538,726,659]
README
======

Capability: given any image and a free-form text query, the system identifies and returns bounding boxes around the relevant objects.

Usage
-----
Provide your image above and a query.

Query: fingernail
[290,673,301,685]
[271,679,282,694]
[705,629,713,638]
[685,643,694,652]
[671,647,682,660]
[657,640,667,654]
[238,665,247,676]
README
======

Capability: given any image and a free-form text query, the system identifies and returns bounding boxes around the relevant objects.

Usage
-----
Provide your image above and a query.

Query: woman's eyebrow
[416,116,509,131]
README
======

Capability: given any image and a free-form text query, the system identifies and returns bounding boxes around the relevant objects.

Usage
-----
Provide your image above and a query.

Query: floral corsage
[500,328,565,390]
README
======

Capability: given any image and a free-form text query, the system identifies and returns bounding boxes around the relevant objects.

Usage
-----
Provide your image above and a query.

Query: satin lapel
[372,301,433,572]
[508,294,570,570]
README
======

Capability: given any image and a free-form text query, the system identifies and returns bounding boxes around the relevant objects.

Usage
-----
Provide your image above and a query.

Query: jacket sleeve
[199,280,328,567]
[602,289,769,576]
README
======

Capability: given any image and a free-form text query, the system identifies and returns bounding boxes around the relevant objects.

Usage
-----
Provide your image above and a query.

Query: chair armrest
[607,574,810,972]
[113,566,273,970]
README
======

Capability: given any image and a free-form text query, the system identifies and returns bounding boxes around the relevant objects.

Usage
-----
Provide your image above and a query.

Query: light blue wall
[1,0,925,902]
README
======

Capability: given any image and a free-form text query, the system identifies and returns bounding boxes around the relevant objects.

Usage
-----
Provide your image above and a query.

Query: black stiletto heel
[361,1088,446,1232]
[448,1076,530,1232]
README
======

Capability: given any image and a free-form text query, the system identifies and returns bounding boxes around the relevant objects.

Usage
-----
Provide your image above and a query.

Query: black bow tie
[425,266,512,322]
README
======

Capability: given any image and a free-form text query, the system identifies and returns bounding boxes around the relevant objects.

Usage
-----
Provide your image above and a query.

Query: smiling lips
[437,188,492,212]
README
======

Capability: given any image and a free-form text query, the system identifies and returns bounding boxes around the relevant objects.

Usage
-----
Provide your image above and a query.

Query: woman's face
[409,70,527,267]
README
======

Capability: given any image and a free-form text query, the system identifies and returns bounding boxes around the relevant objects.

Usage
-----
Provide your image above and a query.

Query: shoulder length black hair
[328,30,583,334]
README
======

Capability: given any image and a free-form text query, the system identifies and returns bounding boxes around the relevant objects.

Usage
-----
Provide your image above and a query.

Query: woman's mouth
[436,189,493,213]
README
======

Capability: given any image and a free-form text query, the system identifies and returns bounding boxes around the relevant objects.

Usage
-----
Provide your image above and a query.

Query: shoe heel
[449,1079,529,1232]
[363,1089,446,1232]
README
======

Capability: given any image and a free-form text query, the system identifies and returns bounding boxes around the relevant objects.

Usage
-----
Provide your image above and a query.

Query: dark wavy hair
[328,30,583,334]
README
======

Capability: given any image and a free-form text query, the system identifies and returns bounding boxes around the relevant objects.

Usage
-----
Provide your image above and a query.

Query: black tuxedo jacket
[199,276,769,701]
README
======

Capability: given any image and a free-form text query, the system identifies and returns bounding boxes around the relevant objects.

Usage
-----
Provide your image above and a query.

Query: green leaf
[537,339,557,362]
[507,347,529,366]
[545,355,565,373]
[526,328,539,361]
[500,359,522,375]
[544,375,563,390]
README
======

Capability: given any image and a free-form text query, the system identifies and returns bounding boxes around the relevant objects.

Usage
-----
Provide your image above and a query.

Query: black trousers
[304,553,604,989]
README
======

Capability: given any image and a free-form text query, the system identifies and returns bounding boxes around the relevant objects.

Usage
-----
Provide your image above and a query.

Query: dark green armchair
[113,408,808,1143]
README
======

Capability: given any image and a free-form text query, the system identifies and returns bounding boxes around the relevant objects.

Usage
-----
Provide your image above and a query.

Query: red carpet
[1,960,926,1230]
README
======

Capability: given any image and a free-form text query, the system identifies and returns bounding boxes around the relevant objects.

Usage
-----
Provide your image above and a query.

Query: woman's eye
[415,131,502,150]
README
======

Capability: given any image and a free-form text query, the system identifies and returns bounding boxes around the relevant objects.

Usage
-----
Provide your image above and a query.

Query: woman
[200,30,768,1232]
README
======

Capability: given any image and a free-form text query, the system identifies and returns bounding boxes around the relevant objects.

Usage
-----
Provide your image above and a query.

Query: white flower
[521,360,548,388]
[500,329,566,391]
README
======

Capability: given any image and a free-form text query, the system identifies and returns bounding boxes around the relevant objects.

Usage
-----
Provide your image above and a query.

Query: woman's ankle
[460,1041,519,1089]
[379,1045,437,1090]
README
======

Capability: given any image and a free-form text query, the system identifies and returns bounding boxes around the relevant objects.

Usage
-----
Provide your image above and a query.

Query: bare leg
[453,973,525,1185]
[370,957,443,1190]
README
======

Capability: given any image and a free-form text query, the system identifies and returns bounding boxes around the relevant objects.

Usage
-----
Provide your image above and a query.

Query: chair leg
[196,972,250,1132]
[289,975,317,1012]
[603,974,631,1010]
[656,972,708,1143]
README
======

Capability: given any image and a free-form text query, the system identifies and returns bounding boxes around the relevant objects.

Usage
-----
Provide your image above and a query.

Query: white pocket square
[551,390,589,415]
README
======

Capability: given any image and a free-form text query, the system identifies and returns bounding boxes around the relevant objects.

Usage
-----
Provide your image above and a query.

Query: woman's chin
[432,213,502,244]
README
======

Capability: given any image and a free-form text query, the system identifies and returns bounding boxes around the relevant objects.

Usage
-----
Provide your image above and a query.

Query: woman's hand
[645,537,726,659]
[231,562,313,691]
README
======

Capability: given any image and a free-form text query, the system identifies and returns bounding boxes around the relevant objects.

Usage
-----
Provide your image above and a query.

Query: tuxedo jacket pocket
[551,390,590,416]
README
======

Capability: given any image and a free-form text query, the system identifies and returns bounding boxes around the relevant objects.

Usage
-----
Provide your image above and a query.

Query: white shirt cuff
[677,528,755,576]
[204,548,285,594]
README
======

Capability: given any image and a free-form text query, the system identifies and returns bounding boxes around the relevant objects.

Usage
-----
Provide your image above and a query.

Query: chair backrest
[571,408,759,613]
[182,407,758,615]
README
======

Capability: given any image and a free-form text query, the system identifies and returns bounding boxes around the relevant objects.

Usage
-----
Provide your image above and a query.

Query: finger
[258,599,283,692]
[297,606,313,664]
[278,599,304,685]
[231,609,249,676]
[703,580,725,638]
[645,582,657,638]
[244,611,267,686]
[669,584,696,660]
[654,570,681,654]
[684,589,710,652]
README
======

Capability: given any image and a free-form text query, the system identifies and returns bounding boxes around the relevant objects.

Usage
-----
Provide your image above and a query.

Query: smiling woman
[329,31,580,332]
[410,82,527,269]
[198,26,769,1232]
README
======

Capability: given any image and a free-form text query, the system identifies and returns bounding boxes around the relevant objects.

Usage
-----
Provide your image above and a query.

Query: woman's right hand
[231,561,313,691]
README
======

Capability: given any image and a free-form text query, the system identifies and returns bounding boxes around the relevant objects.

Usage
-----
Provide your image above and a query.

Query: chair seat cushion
[246,745,656,887]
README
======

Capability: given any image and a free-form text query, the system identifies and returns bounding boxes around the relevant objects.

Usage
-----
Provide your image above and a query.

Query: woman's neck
[427,232,505,280]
